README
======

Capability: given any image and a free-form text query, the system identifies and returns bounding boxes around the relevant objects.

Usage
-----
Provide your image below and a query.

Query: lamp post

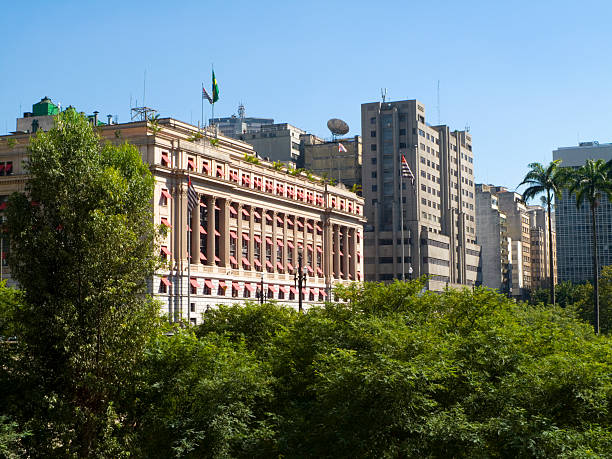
[294,249,307,313]
[258,272,267,305]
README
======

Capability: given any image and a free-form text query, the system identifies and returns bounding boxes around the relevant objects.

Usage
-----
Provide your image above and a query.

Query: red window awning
[230,255,238,265]
[230,231,237,239]
[287,240,294,249]
[218,280,227,289]
[276,261,284,271]
[242,233,249,242]
[307,266,314,274]
[320,290,327,297]
[161,189,172,200]
[242,208,250,217]
[189,278,200,289]
[215,255,221,262]
[265,237,273,245]
[316,246,323,254]
[160,277,172,287]
[276,216,284,225]
[161,153,170,164]
[160,246,171,256]
[307,244,314,252]
[254,211,262,219]
[296,220,304,228]
[279,285,289,294]
[287,262,294,271]
[200,225,207,234]
[232,281,240,290]
[245,283,256,292]
[290,286,298,295]
[316,267,324,275]
[200,252,206,261]
[287,219,294,226]
[254,258,262,267]
[214,204,221,210]
[242,257,250,266]
[203,163,211,173]
[204,279,214,290]
[229,206,237,216]
[268,285,278,293]
[302,287,309,295]
[311,288,319,296]
[254,234,262,243]
[306,222,313,230]
[161,217,171,227]
[266,260,273,269]
[187,158,195,170]
[214,230,221,236]
[276,239,283,247]
[316,224,322,232]
[265,213,272,221]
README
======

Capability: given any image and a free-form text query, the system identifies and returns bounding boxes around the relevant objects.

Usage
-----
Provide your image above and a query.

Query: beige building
[0,100,365,324]
[361,99,480,290]
[528,205,557,290]
[301,135,362,190]
[236,123,306,163]
[475,184,512,294]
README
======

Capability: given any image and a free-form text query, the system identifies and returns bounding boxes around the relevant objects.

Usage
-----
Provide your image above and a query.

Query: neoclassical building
[0,106,365,325]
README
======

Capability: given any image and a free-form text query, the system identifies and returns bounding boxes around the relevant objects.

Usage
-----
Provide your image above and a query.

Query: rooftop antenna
[143,69,146,107]
[465,124,470,133]
[437,80,441,125]
[381,88,387,103]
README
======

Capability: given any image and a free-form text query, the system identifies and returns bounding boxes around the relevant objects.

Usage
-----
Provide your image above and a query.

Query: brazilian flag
[212,70,219,103]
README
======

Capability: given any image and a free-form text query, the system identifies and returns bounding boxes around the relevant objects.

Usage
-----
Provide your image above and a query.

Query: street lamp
[258,272,267,305]
[294,249,307,313]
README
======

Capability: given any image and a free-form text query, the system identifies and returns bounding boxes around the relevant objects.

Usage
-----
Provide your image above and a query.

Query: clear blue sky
[2,0,612,191]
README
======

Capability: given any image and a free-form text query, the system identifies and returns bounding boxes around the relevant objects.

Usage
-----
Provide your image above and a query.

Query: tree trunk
[547,193,555,305]
[592,204,600,334]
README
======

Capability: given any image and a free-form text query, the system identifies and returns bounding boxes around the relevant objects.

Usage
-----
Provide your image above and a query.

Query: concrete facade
[475,184,512,293]
[301,135,362,189]
[553,141,612,283]
[0,111,365,325]
[361,99,480,291]
[237,123,306,163]
[528,206,557,290]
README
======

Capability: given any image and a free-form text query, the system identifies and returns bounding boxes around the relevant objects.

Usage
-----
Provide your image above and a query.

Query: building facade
[236,123,306,163]
[360,99,480,290]
[475,184,512,293]
[0,102,365,325]
[553,141,612,283]
[301,135,362,190]
[210,110,274,137]
[528,205,557,290]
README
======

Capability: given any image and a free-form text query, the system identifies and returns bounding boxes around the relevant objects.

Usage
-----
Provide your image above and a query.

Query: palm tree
[569,159,612,334]
[519,160,567,305]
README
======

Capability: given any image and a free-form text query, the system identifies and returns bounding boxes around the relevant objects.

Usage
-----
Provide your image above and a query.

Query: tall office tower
[301,135,362,189]
[553,141,612,283]
[528,205,557,290]
[361,100,480,290]
[475,184,512,293]
[483,186,532,297]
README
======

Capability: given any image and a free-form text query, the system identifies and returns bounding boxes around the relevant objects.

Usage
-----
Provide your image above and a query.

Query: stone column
[342,226,349,280]
[248,205,255,270]
[281,213,288,273]
[220,198,230,268]
[272,210,278,273]
[206,196,216,266]
[324,218,333,283]
[292,216,298,273]
[191,198,200,264]
[333,224,341,279]
[349,227,357,280]
[237,202,243,269]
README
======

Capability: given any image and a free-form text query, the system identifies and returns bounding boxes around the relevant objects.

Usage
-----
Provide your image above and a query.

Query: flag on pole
[187,177,198,212]
[212,70,219,103]
[202,86,213,104]
[401,155,415,186]
[338,142,347,153]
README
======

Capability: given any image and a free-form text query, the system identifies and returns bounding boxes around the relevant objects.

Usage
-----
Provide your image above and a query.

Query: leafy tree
[2,109,162,456]
[568,158,612,334]
[519,160,568,305]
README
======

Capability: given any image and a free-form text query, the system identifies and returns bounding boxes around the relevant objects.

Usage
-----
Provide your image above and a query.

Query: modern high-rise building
[361,99,480,290]
[236,123,307,163]
[475,184,512,294]
[301,135,362,189]
[210,106,274,137]
[553,141,612,283]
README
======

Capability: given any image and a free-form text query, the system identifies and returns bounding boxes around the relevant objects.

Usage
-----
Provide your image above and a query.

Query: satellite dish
[327,118,349,136]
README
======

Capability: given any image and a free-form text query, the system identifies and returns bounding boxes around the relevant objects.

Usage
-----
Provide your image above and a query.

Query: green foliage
[243,153,260,164]
[1,109,162,456]
[5,138,16,149]
[272,160,284,171]
[209,138,219,147]
[350,183,362,194]
[187,131,204,142]
[147,114,161,133]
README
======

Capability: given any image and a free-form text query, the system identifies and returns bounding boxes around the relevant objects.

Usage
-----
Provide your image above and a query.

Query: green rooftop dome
[32,96,59,117]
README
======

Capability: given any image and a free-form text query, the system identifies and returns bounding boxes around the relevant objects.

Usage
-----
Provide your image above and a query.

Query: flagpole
[187,175,191,325]
[400,159,405,282]
[201,83,204,131]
